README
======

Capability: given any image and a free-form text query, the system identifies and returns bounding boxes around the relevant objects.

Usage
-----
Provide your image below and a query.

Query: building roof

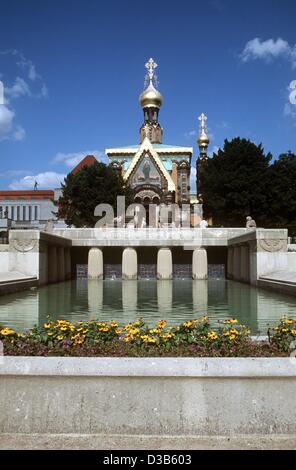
[0,190,55,201]
[106,143,193,155]
[71,155,97,174]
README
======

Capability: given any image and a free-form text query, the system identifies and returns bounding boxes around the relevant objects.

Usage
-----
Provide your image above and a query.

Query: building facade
[106,58,193,205]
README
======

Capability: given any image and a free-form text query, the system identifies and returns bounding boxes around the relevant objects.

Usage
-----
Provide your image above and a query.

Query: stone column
[192,248,208,280]
[227,247,234,279]
[88,247,103,279]
[64,248,71,280]
[240,245,250,283]
[48,246,58,284]
[122,248,138,280]
[157,248,173,280]
[233,246,241,281]
[57,247,65,282]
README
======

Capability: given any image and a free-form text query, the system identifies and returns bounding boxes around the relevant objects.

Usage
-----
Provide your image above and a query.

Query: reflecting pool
[0,279,295,333]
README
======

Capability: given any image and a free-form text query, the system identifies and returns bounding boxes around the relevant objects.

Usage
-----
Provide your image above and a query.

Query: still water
[0,279,296,334]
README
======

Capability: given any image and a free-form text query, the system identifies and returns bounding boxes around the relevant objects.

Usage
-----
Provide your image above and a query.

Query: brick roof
[71,155,97,174]
[0,190,55,201]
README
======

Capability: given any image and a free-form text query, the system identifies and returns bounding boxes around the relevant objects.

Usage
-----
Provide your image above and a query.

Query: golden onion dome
[139,81,163,109]
[197,132,210,146]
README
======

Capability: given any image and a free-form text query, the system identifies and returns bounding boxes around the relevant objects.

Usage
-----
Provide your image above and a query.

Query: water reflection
[0,279,295,334]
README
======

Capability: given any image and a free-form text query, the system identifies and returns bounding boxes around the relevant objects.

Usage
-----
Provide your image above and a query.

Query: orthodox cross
[145,58,158,81]
[198,113,207,133]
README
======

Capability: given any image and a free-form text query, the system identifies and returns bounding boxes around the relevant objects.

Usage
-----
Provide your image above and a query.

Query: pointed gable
[124,137,175,191]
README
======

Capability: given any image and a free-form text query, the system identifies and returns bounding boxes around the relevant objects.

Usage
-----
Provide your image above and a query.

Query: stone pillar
[57,247,65,282]
[48,246,58,284]
[192,248,208,280]
[64,248,71,280]
[240,245,250,283]
[122,248,138,280]
[88,248,103,279]
[227,247,234,279]
[233,246,241,281]
[157,248,173,280]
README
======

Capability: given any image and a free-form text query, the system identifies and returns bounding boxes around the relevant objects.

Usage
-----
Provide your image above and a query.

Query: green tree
[58,161,133,227]
[198,138,272,226]
[267,151,296,230]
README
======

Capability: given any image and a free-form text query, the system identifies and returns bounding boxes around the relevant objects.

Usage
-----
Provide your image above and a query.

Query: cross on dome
[145,58,158,81]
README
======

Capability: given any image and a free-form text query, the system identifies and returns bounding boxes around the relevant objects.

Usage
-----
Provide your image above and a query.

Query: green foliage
[1,316,293,357]
[198,138,272,226]
[58,161,133,227]
[267,151,296,229]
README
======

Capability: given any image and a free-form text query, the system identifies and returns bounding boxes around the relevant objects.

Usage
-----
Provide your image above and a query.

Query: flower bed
[1,316,296,357]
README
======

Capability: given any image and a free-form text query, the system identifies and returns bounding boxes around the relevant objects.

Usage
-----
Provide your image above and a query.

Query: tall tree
[58,161,133,227]
[198,138,272,226]
[267,151,296,230]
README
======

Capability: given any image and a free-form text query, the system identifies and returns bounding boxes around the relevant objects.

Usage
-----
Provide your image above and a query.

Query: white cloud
[240,37,296,68]
[52,150,107,167]
[184,129,197,139]
[9,172,66,190]
[0,104,15,139]
[5,77,31,100]
[13,126,26,141]
[0,50,48,142]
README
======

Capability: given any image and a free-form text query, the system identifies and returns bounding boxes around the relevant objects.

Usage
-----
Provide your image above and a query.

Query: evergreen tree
[198,138,272,226]
[58,161,133,227]
[267,151,296,230]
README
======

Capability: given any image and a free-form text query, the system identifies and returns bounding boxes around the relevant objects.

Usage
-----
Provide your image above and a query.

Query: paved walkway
[0,433,296,450]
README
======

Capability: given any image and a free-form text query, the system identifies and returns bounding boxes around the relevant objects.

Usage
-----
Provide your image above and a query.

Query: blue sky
[0,0,295,191]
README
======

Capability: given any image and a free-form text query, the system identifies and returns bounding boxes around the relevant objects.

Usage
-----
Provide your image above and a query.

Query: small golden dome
[197,133,209,146]
[139,81,163,109]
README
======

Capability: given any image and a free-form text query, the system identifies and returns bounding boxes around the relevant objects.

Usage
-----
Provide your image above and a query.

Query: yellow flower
[99,327,109,332]
[229,329,240,335]
[43,323,51,329]
[201,316,209,322]
[157,320,167,329]
[115,328,122,334]
[77,327,83,332]
[111,321,118,327]
[60,326,68,331]
[48,332,54,336]
[229,334,236,341]
[0,328,15,336]
[140,335,156,344]
[69,325,75,331]
[57,335,64,341]
[149,328,161,334]
[224,319,238,324]
[129,328,140,335]
[183,321,193,328]
[291,330,296,336]
[281,328,289,332]
[207,331,218,341]
[161,332,174,340]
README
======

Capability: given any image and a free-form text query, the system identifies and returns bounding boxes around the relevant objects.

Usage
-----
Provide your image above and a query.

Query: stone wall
[1,357,296,436]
